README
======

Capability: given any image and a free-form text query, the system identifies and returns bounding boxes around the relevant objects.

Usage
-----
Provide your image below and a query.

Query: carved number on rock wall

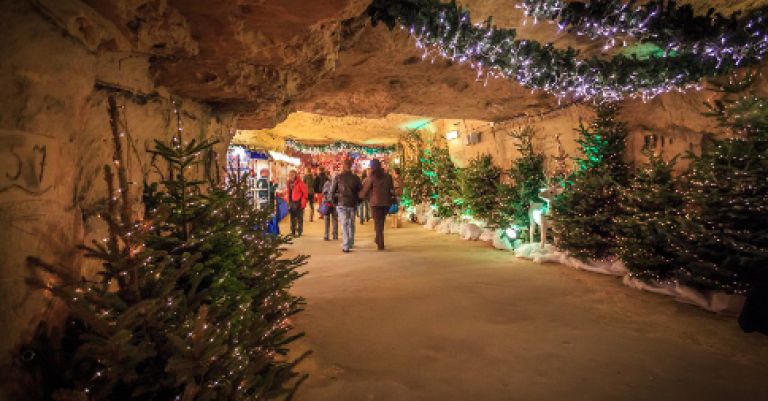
[0,132,52,195]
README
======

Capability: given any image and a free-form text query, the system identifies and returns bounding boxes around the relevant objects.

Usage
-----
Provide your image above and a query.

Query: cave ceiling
[85,0,768,142]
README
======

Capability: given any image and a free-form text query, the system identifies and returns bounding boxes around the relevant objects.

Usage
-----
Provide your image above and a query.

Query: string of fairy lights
[367,0,768,101]
[284,138,397,155]
[519,0,768,69]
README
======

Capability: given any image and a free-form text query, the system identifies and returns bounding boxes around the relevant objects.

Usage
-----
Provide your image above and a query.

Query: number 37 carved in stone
[0,130,53,196]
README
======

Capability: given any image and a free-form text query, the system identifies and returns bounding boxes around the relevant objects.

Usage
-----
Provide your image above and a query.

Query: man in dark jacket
[314,167,329,220]
[331,159,362,253]
[303,167,316,222]
[360,159,394,250]
[314,166,329,194]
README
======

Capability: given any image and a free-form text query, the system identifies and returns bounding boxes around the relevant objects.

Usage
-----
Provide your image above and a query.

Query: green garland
[285,138,396,155]
[520,0,768,69]
[367,0,764,101]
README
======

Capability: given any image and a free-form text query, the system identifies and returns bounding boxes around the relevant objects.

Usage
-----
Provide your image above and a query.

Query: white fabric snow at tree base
[436,218,454,234]
[460,223,482,240]
[403,203,745,316]
[514,243,745,315]
[479,228,495,242]
[425,216,441,230]
[492,229,514,250]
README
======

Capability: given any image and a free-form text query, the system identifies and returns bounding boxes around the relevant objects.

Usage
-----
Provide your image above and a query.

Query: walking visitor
[358,168,370,224]
[315,166,330,220]
[303,166,316,222]
[287,170,308,237]
[360,159,394,251]
[321,169,339,241]
[331,159,362,253]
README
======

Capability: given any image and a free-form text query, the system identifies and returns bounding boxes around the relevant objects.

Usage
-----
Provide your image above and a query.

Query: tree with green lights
[15,97,308,401]
[674,73,768,295]
[425,145,461,218]
[615,153,683,281]
[460,154,501,225]
[552,103,629,261]
[402,152,434,206]
[497,126,546,237]
[400,129,434,207]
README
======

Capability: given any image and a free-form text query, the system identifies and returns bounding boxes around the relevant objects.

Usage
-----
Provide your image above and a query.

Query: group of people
[285,159,403,253]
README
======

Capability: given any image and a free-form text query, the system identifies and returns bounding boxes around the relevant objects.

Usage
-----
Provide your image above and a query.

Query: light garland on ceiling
[285,138,397,156]
[519,0,768,68]
[367,0,767,102]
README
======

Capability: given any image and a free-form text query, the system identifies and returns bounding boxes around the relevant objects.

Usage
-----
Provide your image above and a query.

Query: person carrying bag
[286,170,308,237]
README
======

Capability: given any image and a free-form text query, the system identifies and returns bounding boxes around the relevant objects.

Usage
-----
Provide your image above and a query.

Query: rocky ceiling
[232,112,436,148]
[84,0,768,134]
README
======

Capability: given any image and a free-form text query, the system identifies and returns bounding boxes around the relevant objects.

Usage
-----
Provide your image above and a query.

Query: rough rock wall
[0,0,234,363]
[421,87,727,175]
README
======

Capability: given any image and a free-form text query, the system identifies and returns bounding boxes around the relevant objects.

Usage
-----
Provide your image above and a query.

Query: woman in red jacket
[287,170,308,237]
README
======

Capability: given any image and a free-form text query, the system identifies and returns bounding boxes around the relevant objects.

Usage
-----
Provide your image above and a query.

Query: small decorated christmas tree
[675,73,768,294]
[615,153,683,281]
[552,103,629,261]
[460,154,500,225]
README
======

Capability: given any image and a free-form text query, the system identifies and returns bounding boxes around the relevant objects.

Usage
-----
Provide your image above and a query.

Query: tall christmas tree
[14,96,308,401]
[400,129,434,207]
[425,145,461,218]
[674,73,768,294]
[460,154,500,225]
[615,154,683,281]
[552,103,629,261]
[497,126,546,237]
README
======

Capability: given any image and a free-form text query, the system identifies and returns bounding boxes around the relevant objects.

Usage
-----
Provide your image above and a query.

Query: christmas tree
[402,151,434,206]
[425,145,461,218]
[674,73,768,294]
[460,154,500,225]
[552,103,629,261]
[615,153,683,281]
[14,95,309,401]
[400,129,434,207]
[498,126,546,237]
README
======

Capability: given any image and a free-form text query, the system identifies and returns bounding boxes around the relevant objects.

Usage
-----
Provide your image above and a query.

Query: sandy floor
[285,217,768,401]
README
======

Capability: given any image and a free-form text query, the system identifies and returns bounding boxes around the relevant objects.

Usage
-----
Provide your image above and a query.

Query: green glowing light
[400,119,435,132]
[622,43,678,60]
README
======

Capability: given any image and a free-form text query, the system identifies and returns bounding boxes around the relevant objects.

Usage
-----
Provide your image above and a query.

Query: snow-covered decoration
[514,243,563,264]
[460,223,482,241]
[425,216,441,230]
[492,229,514,250]
[436,217,455,234]
[674,285,746,315]
[621,276,678,297]
[563,256,628,276]
[510,243,745,315]
[622,276,745,315]
[479,228,495,242]
[449,220,463,235]
[414,202,430,224]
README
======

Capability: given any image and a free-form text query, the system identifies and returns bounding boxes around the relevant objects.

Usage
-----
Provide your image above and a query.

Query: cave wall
[431,88,725,175]
[0,0,234,364]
